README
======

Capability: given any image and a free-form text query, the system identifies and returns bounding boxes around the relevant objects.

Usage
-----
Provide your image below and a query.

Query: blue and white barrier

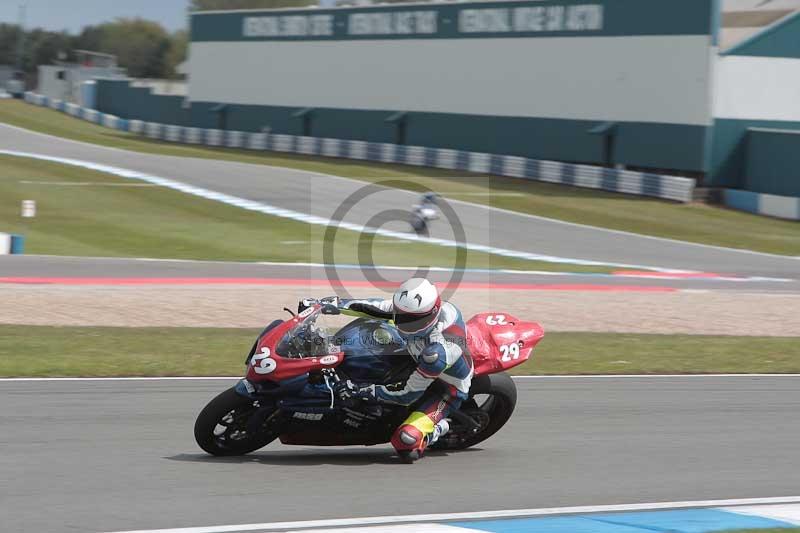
[22,91,695,203]
[724,189,800,220]
[0,233,24,255]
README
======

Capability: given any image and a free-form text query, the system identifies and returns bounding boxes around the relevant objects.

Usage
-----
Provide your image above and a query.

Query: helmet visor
[394,310,438,335]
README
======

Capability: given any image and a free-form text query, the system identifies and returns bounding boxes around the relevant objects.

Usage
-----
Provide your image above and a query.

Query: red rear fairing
[466,313,544,375]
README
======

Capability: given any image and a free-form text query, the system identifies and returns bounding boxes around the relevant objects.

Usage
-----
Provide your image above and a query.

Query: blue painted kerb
[452,508,798,533]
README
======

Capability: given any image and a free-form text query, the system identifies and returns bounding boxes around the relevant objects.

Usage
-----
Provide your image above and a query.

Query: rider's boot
[428,419,450,446]
[395,419,450,463]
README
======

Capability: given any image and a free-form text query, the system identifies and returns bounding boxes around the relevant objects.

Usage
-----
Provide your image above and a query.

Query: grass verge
[2,326,799,377]
[0,154,608,272]
[2,99,798,255]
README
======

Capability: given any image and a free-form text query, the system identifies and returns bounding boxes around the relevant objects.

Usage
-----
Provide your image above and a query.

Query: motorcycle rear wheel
[433,372,517,451]
[194,387,280,456]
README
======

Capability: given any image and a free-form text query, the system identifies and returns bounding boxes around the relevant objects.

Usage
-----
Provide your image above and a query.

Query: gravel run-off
[2,284,799,336]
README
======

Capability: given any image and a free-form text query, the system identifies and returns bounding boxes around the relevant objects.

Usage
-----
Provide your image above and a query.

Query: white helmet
[392,278,441,335]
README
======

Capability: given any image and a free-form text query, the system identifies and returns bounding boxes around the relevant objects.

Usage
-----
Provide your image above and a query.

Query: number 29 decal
[499,342,521,362]
[486,314,508,326]
[251,347,277,374]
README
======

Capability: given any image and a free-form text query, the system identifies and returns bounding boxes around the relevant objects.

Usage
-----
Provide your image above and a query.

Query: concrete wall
[37,65,125,104]
[189,36,711,127]
[744,128,800,196]
[724,188,800,219]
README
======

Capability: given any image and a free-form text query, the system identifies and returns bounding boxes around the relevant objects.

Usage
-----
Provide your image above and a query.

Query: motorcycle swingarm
[449,408,482,431]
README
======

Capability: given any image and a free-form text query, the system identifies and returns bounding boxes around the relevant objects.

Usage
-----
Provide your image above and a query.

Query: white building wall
[189,34,714,126]
[714,55,800,121]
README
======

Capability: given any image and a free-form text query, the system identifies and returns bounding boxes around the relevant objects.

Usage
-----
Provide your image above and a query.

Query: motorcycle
[194,302,544,458]
[409,192,440,235]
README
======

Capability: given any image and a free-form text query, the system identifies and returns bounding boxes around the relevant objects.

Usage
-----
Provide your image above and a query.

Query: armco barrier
[21,92,695,202]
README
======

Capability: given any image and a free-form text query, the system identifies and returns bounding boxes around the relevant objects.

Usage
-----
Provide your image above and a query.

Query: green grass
[507,333,800,375]
[0,153,610,271]
[2,326,798,377]
[2,100,798,255]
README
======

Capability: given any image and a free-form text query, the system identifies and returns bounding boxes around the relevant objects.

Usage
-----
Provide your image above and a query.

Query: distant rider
[300,278,473,463]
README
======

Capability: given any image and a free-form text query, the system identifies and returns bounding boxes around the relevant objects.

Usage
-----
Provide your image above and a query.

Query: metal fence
[24,91,695,202]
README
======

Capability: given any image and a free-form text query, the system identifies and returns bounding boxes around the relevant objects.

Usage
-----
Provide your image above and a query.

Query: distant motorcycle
[409,192,440,235]
[194,303,544,457]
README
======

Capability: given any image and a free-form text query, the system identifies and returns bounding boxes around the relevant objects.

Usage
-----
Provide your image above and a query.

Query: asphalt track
[1,255,799,292]
[1,117,799,533]
[1,377,799,533]
[2,123,799,278]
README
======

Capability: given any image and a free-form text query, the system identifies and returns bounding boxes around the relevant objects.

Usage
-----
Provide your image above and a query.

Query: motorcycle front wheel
[194,387,280,456]
[433,372,517,451]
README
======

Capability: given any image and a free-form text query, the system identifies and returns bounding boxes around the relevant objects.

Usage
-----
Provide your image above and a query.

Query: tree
[0,18,185,80]
[190,0,316,11]
[80,18,172,78]
[0,24,23,67]
[25,29,72,71]
[73,25,105,54]
[164,30,188,79]
[0,24,71,73]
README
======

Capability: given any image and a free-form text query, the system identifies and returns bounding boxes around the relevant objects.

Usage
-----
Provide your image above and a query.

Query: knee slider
[399,430,419,446]
[392,424,424,451]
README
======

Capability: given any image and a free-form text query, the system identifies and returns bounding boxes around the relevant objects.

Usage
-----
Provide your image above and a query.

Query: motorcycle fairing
[245,305,345,383]
[466,313,544,375]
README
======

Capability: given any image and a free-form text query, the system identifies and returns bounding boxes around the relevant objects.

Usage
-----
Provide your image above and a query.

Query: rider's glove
[298,298,318,314]
[334,380,377,403]
[353,383,378,403]
[334,379,357,400]
[319,295,340,307]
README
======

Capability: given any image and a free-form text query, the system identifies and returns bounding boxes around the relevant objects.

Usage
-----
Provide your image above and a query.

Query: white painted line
[101,496,800,533]
[294,526,480,533]
[0,149,678,272]
[18,181,158,187]
[3,374,799,383]
[724,504,800,525]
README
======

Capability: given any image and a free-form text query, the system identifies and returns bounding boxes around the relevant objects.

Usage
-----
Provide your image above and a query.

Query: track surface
[2,377,800,533]
[2,123,799,277]
[1,255,798,292]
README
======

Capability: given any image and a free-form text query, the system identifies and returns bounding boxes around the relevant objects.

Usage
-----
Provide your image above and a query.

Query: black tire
[194,387,280,456]
[437,372,517,450]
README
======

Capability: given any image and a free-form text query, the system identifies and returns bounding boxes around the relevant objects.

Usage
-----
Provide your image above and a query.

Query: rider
[302,278,473,462]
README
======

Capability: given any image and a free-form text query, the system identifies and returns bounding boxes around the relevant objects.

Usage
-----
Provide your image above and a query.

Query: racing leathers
[338,297,474,456]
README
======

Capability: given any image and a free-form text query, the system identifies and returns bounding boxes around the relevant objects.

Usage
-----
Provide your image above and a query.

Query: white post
[21,199,36,218]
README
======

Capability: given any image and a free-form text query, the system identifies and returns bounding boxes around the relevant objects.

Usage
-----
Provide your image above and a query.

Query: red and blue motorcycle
[194,302,544,457]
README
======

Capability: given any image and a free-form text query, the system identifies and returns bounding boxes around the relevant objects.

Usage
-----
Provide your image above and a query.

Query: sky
[0,0,191,33]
